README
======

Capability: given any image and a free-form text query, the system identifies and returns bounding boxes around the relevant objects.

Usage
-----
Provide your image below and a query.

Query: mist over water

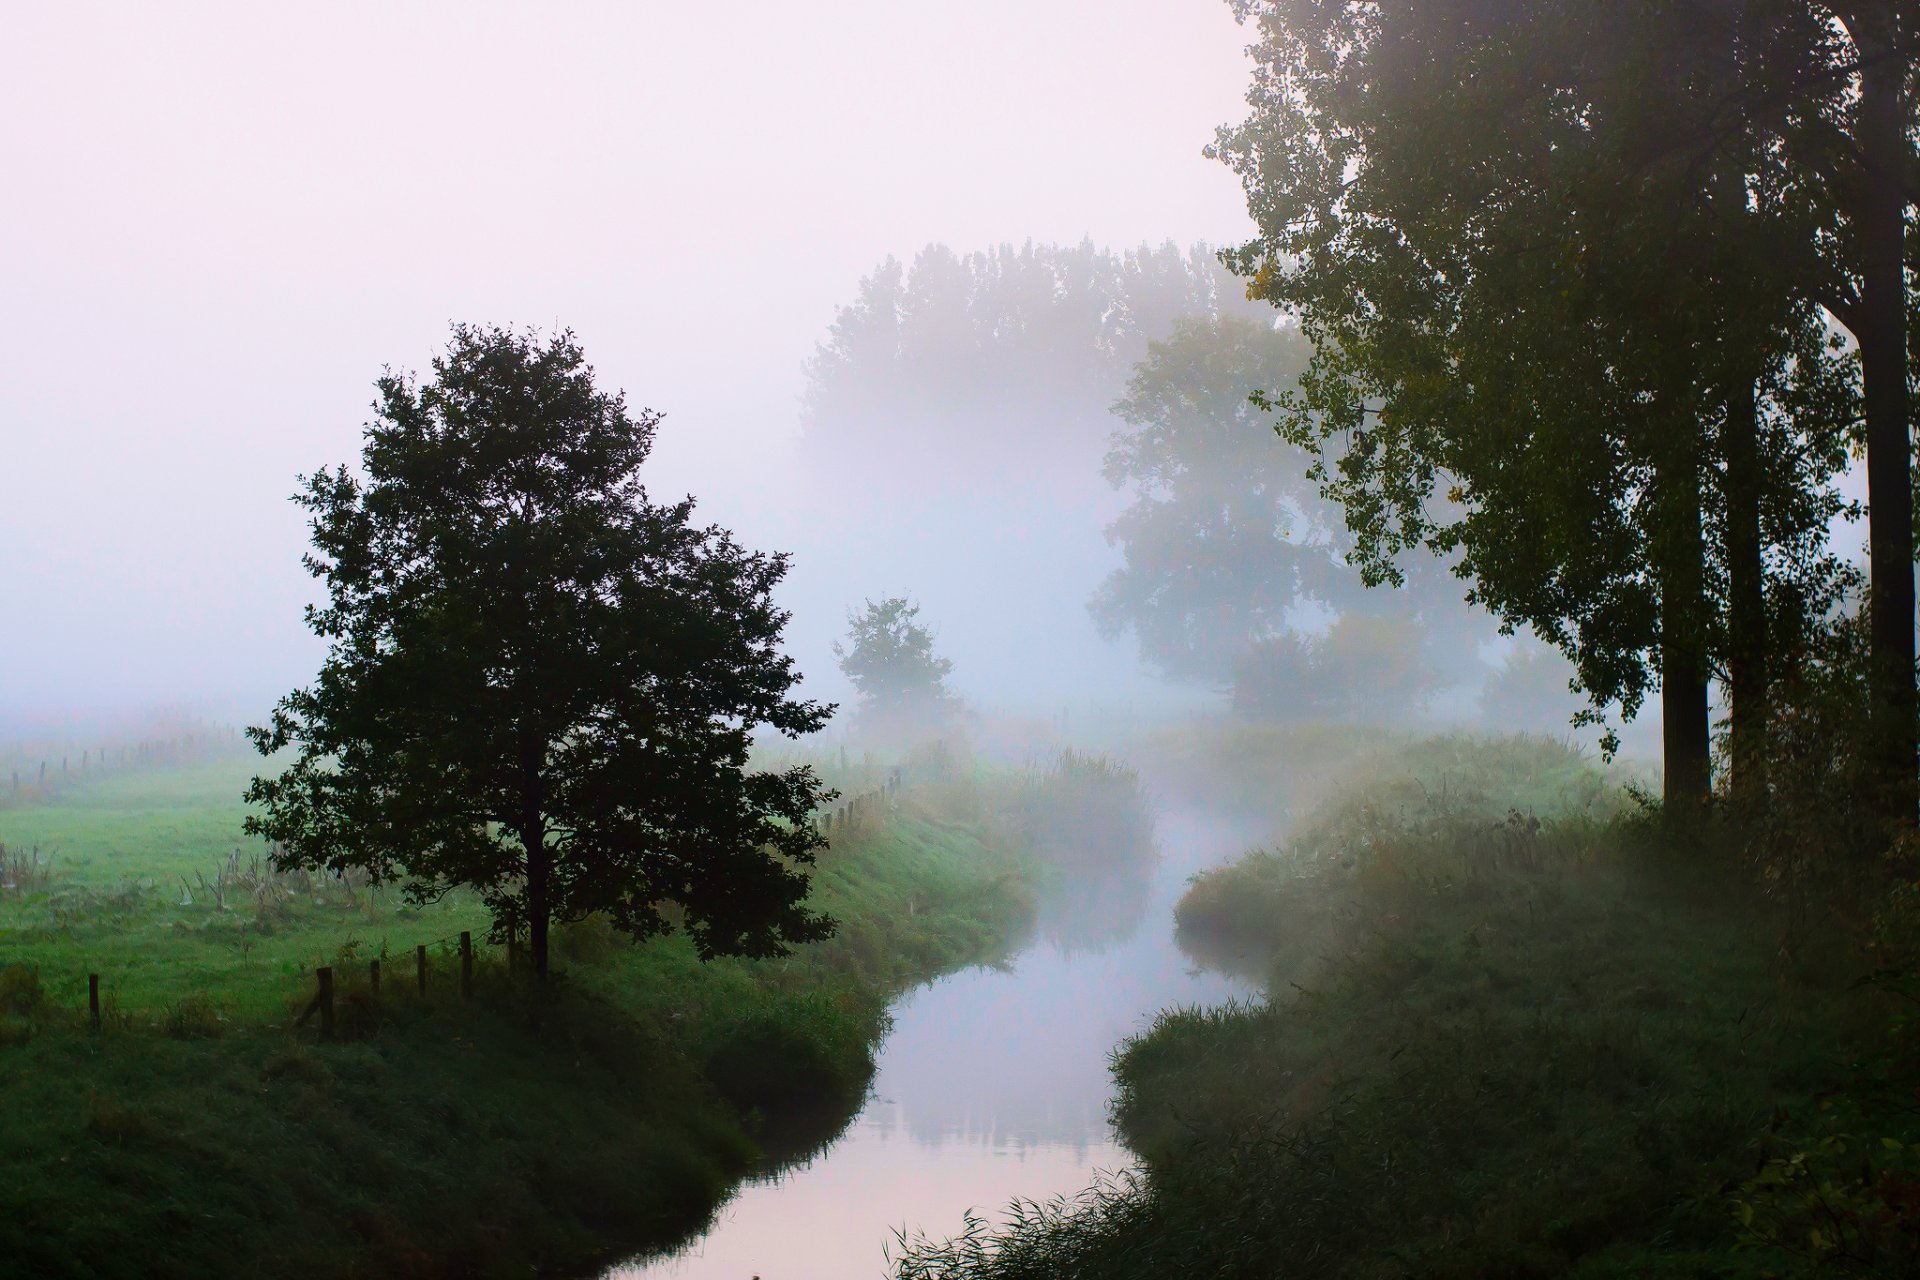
[619,806,1260,1280]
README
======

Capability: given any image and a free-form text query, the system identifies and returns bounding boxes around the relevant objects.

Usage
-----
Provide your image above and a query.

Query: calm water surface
[614,807,1259,1280]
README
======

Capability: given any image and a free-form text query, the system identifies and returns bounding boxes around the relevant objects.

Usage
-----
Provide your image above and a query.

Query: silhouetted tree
[246,326,834,980]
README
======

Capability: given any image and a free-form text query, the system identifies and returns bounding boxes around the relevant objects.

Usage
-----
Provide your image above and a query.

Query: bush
[1725,606,1900,912]
[0,964,44,1017]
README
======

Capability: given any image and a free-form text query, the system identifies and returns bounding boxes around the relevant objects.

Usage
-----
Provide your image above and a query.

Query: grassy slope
[893,734,1889,1279]
[0,760,1036,1279]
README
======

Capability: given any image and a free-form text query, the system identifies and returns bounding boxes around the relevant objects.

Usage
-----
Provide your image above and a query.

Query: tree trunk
[1724,373,1768,810]
[1856,17,1917,824]
[1659,434,1713,817]
[523,809,551,981]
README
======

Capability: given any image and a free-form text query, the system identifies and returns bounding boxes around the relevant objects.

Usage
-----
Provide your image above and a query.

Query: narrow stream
[616,807,1258,1280]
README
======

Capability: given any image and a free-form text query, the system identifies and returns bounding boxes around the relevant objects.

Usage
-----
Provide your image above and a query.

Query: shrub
[0,964,44,1017]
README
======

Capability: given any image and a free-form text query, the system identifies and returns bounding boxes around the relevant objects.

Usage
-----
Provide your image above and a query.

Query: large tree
[246,326,834,979]
[1214,0,1859,804]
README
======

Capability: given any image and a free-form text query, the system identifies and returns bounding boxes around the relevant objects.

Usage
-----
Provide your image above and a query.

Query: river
[614,806,1259,1280]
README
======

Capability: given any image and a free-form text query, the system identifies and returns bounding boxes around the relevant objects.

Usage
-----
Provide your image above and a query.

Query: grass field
[0,750,1044,1279]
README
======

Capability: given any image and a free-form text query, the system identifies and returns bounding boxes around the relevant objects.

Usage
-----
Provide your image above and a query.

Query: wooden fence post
[416,944,428,996]
[316,967,334,1040]
[459,931,473,997]
[88,973,100,1033]
[369,958,381,997]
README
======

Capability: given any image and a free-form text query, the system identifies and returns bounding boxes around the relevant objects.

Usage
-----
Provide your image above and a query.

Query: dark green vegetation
[0,753,1042,1279]
[1218,0,1909,818]
[894,736,1919,1277]
[252,325,832,981]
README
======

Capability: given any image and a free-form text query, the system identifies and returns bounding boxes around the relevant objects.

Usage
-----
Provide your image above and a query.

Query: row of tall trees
[1213,0,1911,819]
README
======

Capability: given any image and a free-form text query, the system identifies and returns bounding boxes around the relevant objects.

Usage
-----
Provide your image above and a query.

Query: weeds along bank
[0,749,1087,1279]
[894,734,1914,1279]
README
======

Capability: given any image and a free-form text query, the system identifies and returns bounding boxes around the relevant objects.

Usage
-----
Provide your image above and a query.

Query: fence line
[29,763,917,1041]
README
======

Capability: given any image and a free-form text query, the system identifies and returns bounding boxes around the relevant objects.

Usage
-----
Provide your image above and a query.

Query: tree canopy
[1214,0,1865,801]
[246,326,834,978]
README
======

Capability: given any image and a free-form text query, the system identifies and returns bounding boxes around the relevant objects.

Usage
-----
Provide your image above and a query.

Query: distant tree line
[806,241,1504,718]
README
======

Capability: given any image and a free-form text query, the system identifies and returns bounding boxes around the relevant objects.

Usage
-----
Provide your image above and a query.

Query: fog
[0,2,1273,731]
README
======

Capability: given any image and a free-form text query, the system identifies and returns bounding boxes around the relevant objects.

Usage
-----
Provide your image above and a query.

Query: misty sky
[0,2,1258,728]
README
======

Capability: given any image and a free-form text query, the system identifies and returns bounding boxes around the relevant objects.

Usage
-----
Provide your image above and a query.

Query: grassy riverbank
[894,734,1906,1278]
[0,753,1041,1279]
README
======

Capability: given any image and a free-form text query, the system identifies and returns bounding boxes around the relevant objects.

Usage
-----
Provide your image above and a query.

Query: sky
[0,2,1261,729]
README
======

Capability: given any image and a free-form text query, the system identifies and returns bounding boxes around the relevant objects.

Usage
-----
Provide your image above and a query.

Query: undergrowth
[893,734,1892,1279]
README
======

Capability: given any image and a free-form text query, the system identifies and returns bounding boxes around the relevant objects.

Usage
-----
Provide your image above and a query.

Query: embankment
[892,734,1906,1278]
[0,761,1039,1279]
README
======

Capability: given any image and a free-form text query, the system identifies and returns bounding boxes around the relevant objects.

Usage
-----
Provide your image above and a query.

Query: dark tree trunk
[1856,16,1918,824]
[523,808,550,981]
[1659,436,1713,817]
[1724,373,1768,809]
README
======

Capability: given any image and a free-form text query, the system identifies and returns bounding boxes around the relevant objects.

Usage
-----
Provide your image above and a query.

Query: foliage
[1212,0,1860,792]
[1090,315,1326,682]
[893,737,1879,1279]
[0,754,1042,1279]
[834,597,959,744]
[1726,605,1899,910]
[247,325,833,976]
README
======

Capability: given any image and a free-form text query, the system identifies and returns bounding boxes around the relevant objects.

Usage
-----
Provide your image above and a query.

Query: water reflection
[614,809,1257,1280]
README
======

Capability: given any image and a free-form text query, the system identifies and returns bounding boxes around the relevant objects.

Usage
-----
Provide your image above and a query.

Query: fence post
[369,958,381,997]
[459,931,473,997]
[88,973,100,1033]
[316,967,335,1040]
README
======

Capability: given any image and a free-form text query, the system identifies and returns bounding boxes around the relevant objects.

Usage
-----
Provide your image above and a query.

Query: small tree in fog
[833,598,957,743]
[246,325,834,981]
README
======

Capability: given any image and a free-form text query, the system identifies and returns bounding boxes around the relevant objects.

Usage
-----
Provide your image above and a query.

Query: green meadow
[0,751,1042,1278]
